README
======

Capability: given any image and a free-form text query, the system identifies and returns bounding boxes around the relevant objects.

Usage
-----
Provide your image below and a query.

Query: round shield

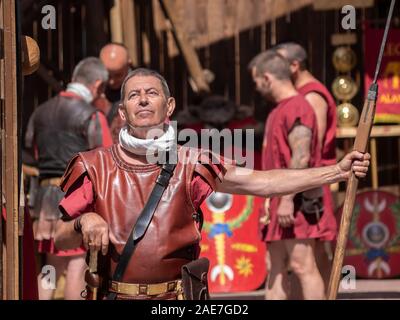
[332,46,357,72]
[21,36,40,76]
[336,190,400,279]
[332,75,358,101]
[337,102,360,127]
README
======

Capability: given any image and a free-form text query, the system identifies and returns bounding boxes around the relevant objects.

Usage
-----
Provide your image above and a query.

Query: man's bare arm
[277,123,313,225]
[305,92,328,149]
[215,151,370,198]
[288,123,312,170]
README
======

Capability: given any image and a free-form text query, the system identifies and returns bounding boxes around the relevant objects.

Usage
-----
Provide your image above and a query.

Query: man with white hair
[25,57,112,299]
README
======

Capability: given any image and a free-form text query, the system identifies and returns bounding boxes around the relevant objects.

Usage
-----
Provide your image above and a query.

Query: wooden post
[110,0,123,43]
[158,0,210,94]
[370,138,379,190]
[2,0,19,300]
[0,0,4,299]
[120,0,138,66]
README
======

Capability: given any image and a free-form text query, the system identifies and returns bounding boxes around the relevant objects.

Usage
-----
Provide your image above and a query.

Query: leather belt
[40,177,62,187]
[109,279,183,297]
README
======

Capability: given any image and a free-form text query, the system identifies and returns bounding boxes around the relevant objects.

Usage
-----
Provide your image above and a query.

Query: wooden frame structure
[1,0,20,300]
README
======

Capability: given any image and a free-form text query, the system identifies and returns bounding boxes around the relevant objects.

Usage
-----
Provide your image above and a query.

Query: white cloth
[66,82,93,104]
[119,124,176,156]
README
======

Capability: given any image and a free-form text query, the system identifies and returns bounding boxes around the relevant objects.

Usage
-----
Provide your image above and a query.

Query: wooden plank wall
[20,0,399,187]
[21,0,110,137]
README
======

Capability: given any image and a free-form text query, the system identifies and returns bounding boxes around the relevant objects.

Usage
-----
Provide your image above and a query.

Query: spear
[327,0,396,300]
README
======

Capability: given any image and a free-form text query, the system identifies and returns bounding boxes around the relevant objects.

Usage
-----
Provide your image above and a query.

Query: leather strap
[107,159,176,300]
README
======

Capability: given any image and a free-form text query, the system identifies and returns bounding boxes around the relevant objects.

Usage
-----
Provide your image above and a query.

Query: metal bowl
[332,75,358,101]
[332,46,357,72]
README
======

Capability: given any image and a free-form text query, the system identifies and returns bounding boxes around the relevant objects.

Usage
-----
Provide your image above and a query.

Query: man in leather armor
[54,68,370,300]
[25,57,112,299]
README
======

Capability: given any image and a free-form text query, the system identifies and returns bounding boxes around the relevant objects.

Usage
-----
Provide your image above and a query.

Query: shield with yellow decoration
[200,193,267,292]
[337,190,400,279]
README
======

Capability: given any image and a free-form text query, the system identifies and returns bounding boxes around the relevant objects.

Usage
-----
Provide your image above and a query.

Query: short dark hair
[120,68,171,100]
[248,50,291,80]
[71,57,108,85]
[274,42,308,70]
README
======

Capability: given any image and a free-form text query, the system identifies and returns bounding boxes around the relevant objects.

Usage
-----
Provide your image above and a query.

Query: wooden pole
[2,0,19,300]
[0,0,4,300]
[110,0,123,43]
[327,0,396,299]
[370,138,379,190]
[120,0,138,67]
[158,0,210,94]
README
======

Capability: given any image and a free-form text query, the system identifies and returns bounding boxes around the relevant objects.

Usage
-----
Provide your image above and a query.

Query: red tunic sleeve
[190,151,227,211]
[59,174,95,219]
[283,96,316,133]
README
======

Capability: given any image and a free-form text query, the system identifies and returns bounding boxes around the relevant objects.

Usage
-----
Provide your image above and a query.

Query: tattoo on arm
[288,122,312,169]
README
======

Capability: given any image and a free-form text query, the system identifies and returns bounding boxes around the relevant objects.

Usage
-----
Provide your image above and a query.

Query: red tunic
[298,81,338,241]
[261,94,335,241]
[297,81,337,166]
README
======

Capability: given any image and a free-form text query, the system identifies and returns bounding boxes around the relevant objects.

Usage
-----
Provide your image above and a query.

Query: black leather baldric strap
[106,162,176,300]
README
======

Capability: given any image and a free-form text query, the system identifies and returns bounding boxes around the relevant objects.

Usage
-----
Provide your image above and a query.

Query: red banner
[364,23,400,123]
[200,194,267,293]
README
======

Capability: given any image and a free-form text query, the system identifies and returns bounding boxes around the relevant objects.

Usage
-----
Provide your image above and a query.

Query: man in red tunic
[275,42,337,297]
[54,68,369,300]
[249,50,333,299]
[25,57,112,299]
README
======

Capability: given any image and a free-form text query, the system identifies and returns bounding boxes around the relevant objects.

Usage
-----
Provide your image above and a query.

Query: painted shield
[200,193,267,292]
[336,190,400,279]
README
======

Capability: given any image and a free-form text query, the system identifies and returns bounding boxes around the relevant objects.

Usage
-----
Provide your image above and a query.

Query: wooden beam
[313,0,374,10]
[110,0,123,43]
[154,0,313,52]
[337,125,400,138]
[159,0,210,93]
[2,0,19,300]
[120,0,138,66]
[0,0,4,300]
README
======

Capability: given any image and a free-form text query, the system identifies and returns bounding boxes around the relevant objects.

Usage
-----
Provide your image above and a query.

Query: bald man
[98,43,132,142]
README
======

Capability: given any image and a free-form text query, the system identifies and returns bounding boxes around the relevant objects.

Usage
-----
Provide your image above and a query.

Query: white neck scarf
[66,82,93,104]
[119,124,176,156]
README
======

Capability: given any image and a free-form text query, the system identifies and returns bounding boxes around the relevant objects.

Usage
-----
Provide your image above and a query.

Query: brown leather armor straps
[106,160,176,300]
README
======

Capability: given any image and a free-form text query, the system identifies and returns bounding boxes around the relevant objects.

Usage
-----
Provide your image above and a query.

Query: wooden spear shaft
[327,0,396,300]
